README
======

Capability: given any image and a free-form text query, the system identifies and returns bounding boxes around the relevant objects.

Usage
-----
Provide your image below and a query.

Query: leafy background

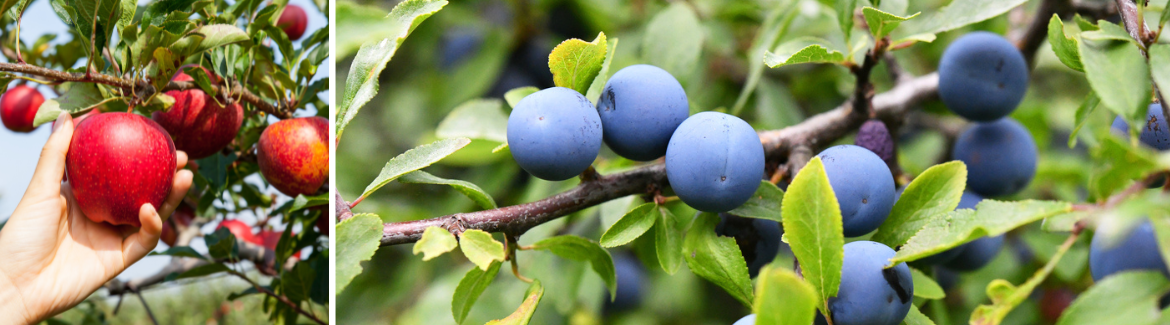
[336,0,1123,324]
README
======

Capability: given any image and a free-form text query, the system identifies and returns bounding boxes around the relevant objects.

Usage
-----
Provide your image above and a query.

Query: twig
[372,0,1061,247]
[225,269,327,325]
[135,291,160,325]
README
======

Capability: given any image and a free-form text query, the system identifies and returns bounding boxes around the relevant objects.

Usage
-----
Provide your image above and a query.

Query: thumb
[24,112,74,199]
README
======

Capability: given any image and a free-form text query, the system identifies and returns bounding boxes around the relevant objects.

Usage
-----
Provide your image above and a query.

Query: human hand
[0,112,194,324]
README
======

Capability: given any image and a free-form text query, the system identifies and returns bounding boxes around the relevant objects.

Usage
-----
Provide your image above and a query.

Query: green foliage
[459,229,507,271]
[414,226,458,261]
[781,157,843,314]
[873,161,967,248]
[548,32,607,95]
[683,212,755,307]
[753,266,817,325]
[337,213,384,295]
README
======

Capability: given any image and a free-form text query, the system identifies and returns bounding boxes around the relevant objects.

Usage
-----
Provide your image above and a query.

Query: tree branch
[373,0,1064,247]
[0,62,293,119]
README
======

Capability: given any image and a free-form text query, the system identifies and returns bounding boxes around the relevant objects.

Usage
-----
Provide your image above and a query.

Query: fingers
[123,203,163,266]
[157,169,194,221]
[176,151,188,170]
[23,112,73,201]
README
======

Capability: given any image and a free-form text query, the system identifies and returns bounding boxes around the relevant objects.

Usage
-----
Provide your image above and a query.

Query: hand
[0,112,194,324]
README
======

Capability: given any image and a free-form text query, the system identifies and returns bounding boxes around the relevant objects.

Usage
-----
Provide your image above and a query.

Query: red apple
[152,66,243,159]
[160,202,196,247]
[276,4,308,41]
[217,219,256,243]
[66,113,177,227]
[1,85,45,133]
[257,117,328,197]
[255,230,301,258]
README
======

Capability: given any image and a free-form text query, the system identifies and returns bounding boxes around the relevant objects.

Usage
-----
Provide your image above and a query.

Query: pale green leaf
[893,200,1072,264]
[336,213,384,294]
[459,229,506,271]
[600,203,657,248]
[1055,271,1170,325]
[531,235,616,297]
[753,266,817,325]
[399,171,498,210]
[910,267,944,300]
[861,7,920,39]
[642,2,704,85]
[726,181,785,223]
[684,212,755,308]
[412,226,458,261]
[549,32,607,95]
[872,161,967,247]
[485,280,544,325]
[359,138,471,202]
[452,261,502,324]
[781,157,845,313]
[764,39,846,68]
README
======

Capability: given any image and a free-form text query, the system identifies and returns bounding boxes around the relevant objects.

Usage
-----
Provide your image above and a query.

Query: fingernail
[52,112,68,133]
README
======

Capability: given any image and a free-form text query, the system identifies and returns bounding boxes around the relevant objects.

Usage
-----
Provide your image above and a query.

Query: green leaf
[485,280,544,325]
[171,24,251,57]
[359,138,471,203]
[1092,133,1160,198]
[459,229,506,271]
[334,1,392,58]
[892,200,1072,264]
[971,230,1077,324]
[726,181,785,223]
[204,228,238,261]
[753,266,817,325]
[600,203,657,248]
[835,0,858,42]
[1079,35,1151,130]
[548,32,607,95]
[336,213,383,294]
[150,246,209,260]
[32,83,108,127]
[781,157,844,313]
[399,171,498,209]
[764,38,846,68]
[683,212,755,308]
[452,261,502,325]
[1153,216,1170,276]
[1068,92,1100,148]
[531,235,616,298]
[1048,15,1084,72]
[503,87,539,109]
[412,226,458,261]
[336,0,447,140]
[70,0,122,58]
[910,267,944,300]
[281,261,316,303]
[1081,21,1136,43]
[861,7,920,39]
[642,2,704,85]
[585,37,619,103]
[731,6,797,115]
[872,161,967,247]
[169,263,230,280]
[286,193,328,213]
[901,304,935,325]
[435,99,508,143]
[898,0,1027,35]
[655,206,683,274]
[1147,44,1170,112]
[1056,271,1170,325]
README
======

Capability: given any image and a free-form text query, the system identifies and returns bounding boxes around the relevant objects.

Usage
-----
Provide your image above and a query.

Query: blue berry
[938,32,1029,122]
[716,213,782,278]
[1111,103,1170,150]
[1089,220,1169,282]
[665,112,765,212]
[817,145,896,237]
[952,118,1037,197]
[596,64,689,161]
[506,87,603,180]
[825,241,914,325]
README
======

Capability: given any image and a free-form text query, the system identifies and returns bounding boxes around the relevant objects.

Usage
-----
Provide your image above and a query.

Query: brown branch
[104,240,292,295]
[0,62,292,118]
[225,268,326,325]
[374,0,1060,247]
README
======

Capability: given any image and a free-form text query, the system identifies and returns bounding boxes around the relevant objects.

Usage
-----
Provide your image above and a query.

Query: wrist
[0,270,32,324]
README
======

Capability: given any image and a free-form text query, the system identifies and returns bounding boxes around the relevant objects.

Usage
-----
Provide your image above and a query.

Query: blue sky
[0,0,330,281]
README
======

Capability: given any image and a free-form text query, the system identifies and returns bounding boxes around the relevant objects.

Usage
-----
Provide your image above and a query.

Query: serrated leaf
[642,2,703,85]
[971,229,1076,324]
[753,266,817,325]
[600,203,657,248]
[585,38,619,103]
[872,161,967,247]
[435,99,508,143]
[910,267,944,300]
[1048,15,1083,72]
[1081,21,1136,43]
[655,206,683,274]
[726,180,784,222]
[32,83,107,127]
[413,226,458,261]
[337,213,383,294]
[1079,35,1150,131]
[1068,92,1099,148]
[1092,133,1160,198]
[764,39,846,68]
[1056,271,1170,325]
[861,7,920,39]
[835,0,858,42]
[171,24,251,57]
[902,304,935,325]
[781,157,844,313]
[452,261,501,324]
[399,170,497,209]
[503,87,538,109]
[549,32,607,95]
[1148,45,1170,115]
[281,261,315,302]
[684,212,755,308]
[459,229,506,271]
[336,0,447,140]
[531,235,616,297]
[891,33,936,48]
[360,138,471,202]
[892,200,1072,264]
[204,227,238,261]
[898,0,1027,35]
[486,280,544,325]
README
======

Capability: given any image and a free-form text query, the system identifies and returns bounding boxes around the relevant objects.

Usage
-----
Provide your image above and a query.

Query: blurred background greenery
[335,0,1113,324]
